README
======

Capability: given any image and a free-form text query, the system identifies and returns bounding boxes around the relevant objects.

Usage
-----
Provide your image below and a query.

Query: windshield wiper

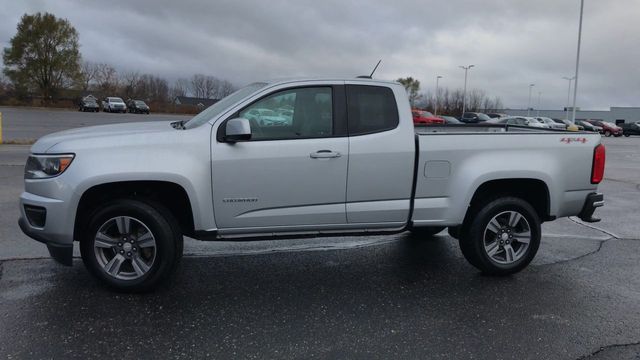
[171,120,186,130]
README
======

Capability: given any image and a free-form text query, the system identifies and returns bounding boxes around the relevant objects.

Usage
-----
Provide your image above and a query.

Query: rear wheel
[625,134,630,137]
[459,197,540,275]
[604,130,612,137]
[80,199,182,292]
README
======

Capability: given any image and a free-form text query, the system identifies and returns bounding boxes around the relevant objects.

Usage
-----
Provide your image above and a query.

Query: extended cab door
[211,85,349,230]
[344,83,415,224]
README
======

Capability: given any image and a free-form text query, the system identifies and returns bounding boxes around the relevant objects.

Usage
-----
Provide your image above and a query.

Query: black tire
[80,198,183,292]
[624,134,630,137]
[458,197,541,276]
[604,130,611,137]
[409,226,446,238]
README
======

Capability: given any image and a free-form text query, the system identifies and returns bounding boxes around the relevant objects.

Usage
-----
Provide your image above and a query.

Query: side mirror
[224,118,252,142]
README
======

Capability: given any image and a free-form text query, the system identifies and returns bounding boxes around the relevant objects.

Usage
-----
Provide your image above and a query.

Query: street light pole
[459,65,474,116]
[571,0,585,122]
[434,75,442,116]
[562,76,575,120]
[527,83,535,116]
[537,91,541,117]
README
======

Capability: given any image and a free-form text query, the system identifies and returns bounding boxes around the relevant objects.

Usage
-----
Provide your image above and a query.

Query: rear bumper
[578,192,604,223]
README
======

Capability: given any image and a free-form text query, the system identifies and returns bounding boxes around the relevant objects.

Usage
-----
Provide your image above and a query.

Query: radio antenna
[357,60,382,79]
[369,59,382,78]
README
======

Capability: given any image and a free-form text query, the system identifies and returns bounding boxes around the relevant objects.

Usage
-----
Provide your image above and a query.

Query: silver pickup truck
[19,78,605,291]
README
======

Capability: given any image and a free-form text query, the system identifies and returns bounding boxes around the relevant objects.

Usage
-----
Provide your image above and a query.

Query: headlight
[25,154,75,179]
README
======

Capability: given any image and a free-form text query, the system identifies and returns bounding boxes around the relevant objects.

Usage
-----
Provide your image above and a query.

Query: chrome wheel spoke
[104,254,125,276]
[513,231,531,244]
[504,245,516,263]
[508,212,522,227]
[115,216,131,235]
[485,240,500,257]
[136,231,155,248]
[95,232,118,248]
[486,218,502,234]
[131,255,150,276]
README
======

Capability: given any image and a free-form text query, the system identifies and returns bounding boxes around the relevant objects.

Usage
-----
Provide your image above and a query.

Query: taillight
[591,144,605,184]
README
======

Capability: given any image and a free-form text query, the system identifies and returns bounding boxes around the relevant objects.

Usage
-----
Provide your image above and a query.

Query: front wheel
[625,134,630,137]
[80,199,182,292]
[459,197,541,276]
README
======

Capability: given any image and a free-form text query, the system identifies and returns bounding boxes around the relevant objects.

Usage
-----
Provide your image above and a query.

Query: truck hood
[31,121,176,153]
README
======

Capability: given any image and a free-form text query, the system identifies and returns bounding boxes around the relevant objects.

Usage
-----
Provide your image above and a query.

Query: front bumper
[578,192,604,223]
[19,191,76,266]
[18,217,73,265]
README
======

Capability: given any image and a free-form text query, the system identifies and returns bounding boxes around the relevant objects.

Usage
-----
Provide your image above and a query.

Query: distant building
[173,96,218,109]
[500,107,640,125]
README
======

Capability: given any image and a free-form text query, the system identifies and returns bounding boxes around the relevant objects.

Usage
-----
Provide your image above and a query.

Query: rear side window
[346,85,399,135]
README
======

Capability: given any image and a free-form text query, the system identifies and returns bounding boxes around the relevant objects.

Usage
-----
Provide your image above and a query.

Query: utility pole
[459,65,474,116]
[527,84,535,116]
[434,75,442,116]
[571,0,585,122]
[537,91,541,117]
[562,76,575,120]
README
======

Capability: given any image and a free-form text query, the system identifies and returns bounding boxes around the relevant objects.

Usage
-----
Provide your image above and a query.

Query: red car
[586,120,623,137]
[412,109,444,125]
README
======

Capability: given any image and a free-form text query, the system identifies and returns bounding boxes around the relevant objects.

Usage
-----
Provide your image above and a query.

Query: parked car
[622,122,640,137]
[553,119,582,131]
[460,112,492,123]
[244,108,289,126]
[127,99,150,114]
[536,117,566,130]
[585,120,622,137]
[576,120,603,133]
[486,113,508,119]
[79,97,100,112]
[412,109,444,125]
[439,115,462,124]
[19,78,605,291]
[102,97,127,113]
[486,116,549,129]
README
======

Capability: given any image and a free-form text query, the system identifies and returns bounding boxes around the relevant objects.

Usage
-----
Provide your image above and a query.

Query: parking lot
[1,109,639,359]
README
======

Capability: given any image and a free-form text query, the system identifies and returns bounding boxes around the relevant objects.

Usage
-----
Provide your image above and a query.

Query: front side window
[239,87,333,140]
[347,85,399,135]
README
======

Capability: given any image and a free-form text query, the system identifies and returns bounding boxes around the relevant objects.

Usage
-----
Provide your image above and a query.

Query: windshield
[135,100,146,105]
[109,97,124,103]
[184,82,268,129]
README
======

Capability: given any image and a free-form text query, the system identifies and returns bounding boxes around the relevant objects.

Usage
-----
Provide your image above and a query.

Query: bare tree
[217,79,234,98]
[95,63,118,94]
[121,71,140,99]
[170,78,189,99]
[79,61,100,91]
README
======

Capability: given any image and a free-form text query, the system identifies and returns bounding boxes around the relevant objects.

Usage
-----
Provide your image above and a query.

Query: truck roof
[259,77,401,87]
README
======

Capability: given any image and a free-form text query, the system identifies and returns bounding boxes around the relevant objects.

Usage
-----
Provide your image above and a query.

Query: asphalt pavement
[0,111,639,359]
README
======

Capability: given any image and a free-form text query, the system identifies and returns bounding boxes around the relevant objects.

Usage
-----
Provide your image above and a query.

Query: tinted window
[239,87,333,140]
[347,85,399,135]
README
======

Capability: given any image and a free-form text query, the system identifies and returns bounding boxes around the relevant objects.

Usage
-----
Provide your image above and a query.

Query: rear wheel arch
[74,181,195,241]
[464,178,551,223]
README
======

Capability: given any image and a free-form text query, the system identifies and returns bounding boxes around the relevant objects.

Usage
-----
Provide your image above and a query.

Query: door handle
[310,150,341,159]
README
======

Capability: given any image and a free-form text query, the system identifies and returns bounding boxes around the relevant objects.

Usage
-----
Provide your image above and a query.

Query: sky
[1,0,638,110]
